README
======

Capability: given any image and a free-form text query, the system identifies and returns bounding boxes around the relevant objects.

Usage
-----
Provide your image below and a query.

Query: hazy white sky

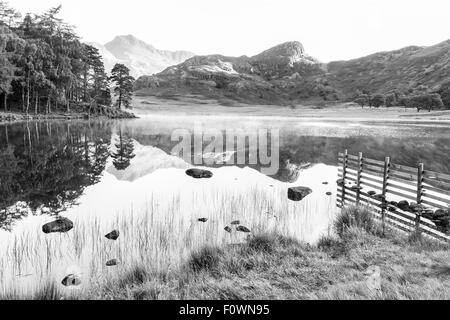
[10,0,450,62]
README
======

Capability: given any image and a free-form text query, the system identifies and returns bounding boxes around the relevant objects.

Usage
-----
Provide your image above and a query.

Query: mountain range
[133,39,450,104]
[88,35,195,77]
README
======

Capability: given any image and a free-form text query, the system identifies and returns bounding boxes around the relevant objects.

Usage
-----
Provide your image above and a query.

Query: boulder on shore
[186,168,213,179]
[42,217,74,234]
[288,187,312,201]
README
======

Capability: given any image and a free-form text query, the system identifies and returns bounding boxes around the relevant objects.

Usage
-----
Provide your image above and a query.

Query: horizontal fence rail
[337,150,450,242]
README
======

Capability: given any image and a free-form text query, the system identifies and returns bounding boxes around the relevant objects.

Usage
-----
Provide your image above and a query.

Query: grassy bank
[4,206,450,300]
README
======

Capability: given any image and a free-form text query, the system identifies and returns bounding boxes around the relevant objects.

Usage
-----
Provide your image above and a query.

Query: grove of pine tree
[0,2,131,114]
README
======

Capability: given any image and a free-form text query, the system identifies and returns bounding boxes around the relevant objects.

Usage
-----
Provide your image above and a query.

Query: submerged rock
[224,226,232,233]
[106,259,119,267]
[230,220,240,225]
[186,168,213,179]
[62,274,81,287]
[367,191,377,196]
[322,182,329,185]
[288,187,312,201]
[105,230,120,241]
[326,192,332,196]
[198,218,208,223]
[236,226,251,233]
[42,217,74,234]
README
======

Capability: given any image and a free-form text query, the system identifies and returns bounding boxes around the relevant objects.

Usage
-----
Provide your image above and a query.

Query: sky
[10,0,450,62]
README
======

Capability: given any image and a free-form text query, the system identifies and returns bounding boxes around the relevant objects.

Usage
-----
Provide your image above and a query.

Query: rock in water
[106,259,118,267]
[224,226,232,233]
[186,169,213,179]
[105,230,120,241]
[422,209,435,220]
[288,187,312,201]
[198,218,208,223]
[62,274,81,287]
[236,226,251,233]
[433,209,448,218]
[42,217,74,234]
[397,200,410,211]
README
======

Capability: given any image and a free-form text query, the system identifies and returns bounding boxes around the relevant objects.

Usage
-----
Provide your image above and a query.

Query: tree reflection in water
[110,129,135,171]
[0,121,112,231]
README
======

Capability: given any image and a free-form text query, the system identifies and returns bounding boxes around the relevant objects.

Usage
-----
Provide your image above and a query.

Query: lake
[1,114,450,296]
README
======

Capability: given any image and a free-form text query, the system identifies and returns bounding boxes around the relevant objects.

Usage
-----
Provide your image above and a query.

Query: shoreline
[3,101,450,126]
[0,110,138,125]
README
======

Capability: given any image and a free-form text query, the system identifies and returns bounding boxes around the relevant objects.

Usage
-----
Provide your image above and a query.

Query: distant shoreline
[3,98,450,126]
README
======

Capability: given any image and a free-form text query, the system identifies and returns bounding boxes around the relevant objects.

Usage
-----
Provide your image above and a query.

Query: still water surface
[0,116,449,294]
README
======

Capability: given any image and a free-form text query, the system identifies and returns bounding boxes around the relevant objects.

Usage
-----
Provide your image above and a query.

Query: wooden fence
[337,150,450,242]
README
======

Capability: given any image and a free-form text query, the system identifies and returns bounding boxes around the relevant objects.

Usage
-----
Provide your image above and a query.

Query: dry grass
[85,218,450,300]
[2,205,449,300]
[4,230,450,300]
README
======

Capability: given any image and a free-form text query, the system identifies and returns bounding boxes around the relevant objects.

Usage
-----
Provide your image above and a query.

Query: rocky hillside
[134,41,337,104]
[327,39,450,97]
[134,39,450,104]
[91,35,194,77]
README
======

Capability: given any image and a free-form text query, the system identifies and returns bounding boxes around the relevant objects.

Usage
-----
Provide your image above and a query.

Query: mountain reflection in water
[1,118,450,232]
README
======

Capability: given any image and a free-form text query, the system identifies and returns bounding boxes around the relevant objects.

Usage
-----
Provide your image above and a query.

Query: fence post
[415,163,424,235]
[381,157,390,235]
[341,149,348,206]
[356,152,363,205]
